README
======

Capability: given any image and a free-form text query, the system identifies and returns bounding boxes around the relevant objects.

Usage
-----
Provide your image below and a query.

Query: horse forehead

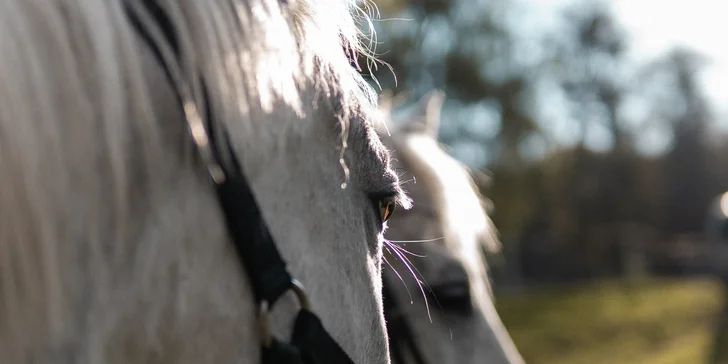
[348,117,396,182]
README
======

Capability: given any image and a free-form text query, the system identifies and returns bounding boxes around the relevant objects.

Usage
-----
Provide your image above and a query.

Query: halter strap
[124,2,355,363]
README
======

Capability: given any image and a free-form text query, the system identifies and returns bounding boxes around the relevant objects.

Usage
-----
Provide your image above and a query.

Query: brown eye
[379,200,396,222]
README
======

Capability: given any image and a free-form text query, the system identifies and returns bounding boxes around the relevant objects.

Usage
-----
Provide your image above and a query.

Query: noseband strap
[125,2,354,363]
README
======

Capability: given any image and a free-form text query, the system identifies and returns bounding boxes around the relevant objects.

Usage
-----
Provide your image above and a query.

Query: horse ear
[379,90,395,115]
[373,91,395,136]
[402,89,446,138]
[470,168,492,189]
[374,90,410,136]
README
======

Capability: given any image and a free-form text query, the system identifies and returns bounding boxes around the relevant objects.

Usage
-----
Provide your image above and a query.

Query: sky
[613,0,728,118]
[386,0,728,166]
[520,0,728,159]
[539,0,728,124]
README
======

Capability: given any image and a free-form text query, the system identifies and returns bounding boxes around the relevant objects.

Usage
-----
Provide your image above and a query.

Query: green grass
[495,278,725,364]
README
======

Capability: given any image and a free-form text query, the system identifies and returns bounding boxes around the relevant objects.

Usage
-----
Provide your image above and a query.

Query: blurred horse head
[0,0,410,362]
[376,91,524,364]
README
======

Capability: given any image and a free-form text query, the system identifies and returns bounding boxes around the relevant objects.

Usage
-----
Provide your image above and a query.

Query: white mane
[0,0,380,361]
[399,134,500,263]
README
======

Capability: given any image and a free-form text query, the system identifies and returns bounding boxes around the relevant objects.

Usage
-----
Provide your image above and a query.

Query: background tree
[370,0,728,282]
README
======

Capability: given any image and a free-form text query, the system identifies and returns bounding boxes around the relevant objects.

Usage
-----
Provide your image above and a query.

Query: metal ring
[258,279,311,348]
[259,301,272,348]
[290,279,311,310]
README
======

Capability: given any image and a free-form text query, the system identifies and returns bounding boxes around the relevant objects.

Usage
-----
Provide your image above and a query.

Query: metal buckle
[259,279,311,348]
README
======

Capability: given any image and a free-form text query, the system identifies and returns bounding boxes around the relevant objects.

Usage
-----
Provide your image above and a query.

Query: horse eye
[379,200,396,222]
[431,280,473,315]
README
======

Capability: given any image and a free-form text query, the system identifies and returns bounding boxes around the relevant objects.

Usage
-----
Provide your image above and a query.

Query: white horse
[377,91,525,364]
[0,0,410,363]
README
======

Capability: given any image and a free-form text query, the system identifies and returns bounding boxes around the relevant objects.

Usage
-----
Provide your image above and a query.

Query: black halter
[124,2,355,363]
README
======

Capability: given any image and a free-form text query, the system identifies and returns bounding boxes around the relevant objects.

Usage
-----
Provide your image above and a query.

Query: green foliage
[373,0,728,280]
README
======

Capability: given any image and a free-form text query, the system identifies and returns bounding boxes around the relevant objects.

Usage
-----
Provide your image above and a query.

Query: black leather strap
[290,309,358,363]
[262,339,303,364]
[125,0,293,307]
[215,176,294,305]
[124,1,355,363]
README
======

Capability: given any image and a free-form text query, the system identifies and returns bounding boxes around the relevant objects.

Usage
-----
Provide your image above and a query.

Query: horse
[376,91,525,364]
[0,0,411,363]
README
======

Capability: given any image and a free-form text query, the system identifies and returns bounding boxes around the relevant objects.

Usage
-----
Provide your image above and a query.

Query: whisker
[385,240,426,257]
[385,244,452,334]
[391,243,451,324]
[393,169,415,181]
[398,178,416,186]
[387,237,445,244]
[383,253,414,304]
[390,245,432,294]
[370,17,414,22]
[394,248,426,258]
[387,243,431,322]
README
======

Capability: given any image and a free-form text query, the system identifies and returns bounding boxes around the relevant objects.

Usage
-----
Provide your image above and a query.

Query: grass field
[495,278,725,364]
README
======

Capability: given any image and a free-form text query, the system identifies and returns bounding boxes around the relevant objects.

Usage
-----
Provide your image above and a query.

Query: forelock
[396,132,500,258]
